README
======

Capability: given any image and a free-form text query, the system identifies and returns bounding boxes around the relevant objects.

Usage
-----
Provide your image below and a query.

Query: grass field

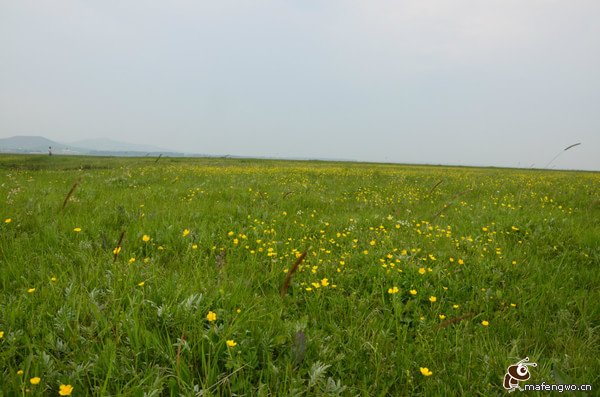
[0,154,598,396]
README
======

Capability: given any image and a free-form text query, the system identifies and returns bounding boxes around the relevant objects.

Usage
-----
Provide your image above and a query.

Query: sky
[1,1,599,170]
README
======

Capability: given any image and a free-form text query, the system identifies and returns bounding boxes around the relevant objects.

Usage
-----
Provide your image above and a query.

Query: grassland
[0,154,598,396]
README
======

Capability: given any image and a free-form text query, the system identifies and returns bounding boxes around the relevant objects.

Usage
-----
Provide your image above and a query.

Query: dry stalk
[281,251,307,297]
[113,231,125,262]
[429,180,444,195]
[176,333,187,388]
[61,178,81,211]
[435,312,474,329]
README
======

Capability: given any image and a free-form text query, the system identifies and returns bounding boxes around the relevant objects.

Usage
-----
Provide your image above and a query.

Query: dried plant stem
[435,312,474,329]
[155,153,162,163]
[452,188,472,200]
[281,251,307,297]
[176,333,187,388]
[113,231,125,262]
[283,191,294,199]
[61,178,81,211]
[588,197,599,212]
[429,180,444,195]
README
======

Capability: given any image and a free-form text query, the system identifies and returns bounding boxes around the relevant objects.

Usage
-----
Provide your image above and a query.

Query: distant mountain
[0,136,85,154]
[0,136,183,156]
[69,138,174,153]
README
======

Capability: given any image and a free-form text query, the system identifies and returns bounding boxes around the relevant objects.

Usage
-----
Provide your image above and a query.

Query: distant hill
[69,138,173,153]
[0,136,183,156]
[0,136,85,154]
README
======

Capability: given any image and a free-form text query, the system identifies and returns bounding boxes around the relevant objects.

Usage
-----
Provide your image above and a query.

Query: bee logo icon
[504,357,537,392]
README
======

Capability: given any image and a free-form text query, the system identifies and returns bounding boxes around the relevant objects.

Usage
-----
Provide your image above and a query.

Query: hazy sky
[1,1,599,170]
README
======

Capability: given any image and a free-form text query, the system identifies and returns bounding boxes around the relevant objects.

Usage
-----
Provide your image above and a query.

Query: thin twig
[588,197,599,212]
[430,203,453,221]
[283,191,294,199]
[61,178,81,211]
[452,188,472,200]
[155,153,162,163]
[429,180,444,195]
[435,312,474,329]
[281,251,307,297]
[113,231,125,262]
[176,333,187,388]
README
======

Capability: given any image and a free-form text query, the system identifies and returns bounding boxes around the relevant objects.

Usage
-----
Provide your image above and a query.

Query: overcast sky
[1,1,598,170]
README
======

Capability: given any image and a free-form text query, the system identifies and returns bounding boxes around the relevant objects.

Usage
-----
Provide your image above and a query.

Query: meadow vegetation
[0,154,598,395]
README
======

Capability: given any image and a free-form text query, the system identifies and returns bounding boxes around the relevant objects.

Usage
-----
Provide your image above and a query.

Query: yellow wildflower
[5,218,11,223]
[410,289,417,295]
[30,377,41,385]
[183,229,190,237]
[482,320,489,326]
[206,311,216,322]
[420,367,433,376]
[429,296,437,302]
[142,235,150,242]
[59,384,73,395]
[226,340,237,347]
[28,288,35,293]
[321,278,329,287]
[73,228,81,232]
[418,268,426,275]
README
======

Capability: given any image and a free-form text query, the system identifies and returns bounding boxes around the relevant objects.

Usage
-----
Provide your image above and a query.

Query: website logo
[503,357,537,392]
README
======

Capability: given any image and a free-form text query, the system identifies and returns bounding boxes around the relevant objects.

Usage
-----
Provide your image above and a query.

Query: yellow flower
[388,286,399,294]
[5,218,11,223]
[370,240,376,246]
[192,245,198,249]
[138,281,145,286]
[30,377,41,385]
[206,311,216,322]
[429,296,437,302]
[458,259,464,265]
[311,282,321,289]
[420,367,433,376]
[28,288,35,293]
[142,235,150,242]
[418,268,426,275]
[183,229,190,237]
[0,331,4,338]
[51,277,56,282]
[453,304,459,308]
[236,309,241,313]
[226,340,237,347]
[59,384,73,395]
[129,257,135,263]
[481,320,489,326]
[17,370,23,375]
[439,315,446,319]
[228,231,234,236]
[113,247,121,254]
[321,278,329,287]
[73,228,81,232]
[410,289,417,295]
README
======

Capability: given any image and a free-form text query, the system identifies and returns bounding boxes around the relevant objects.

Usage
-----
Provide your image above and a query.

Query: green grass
[0,154,598,396]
